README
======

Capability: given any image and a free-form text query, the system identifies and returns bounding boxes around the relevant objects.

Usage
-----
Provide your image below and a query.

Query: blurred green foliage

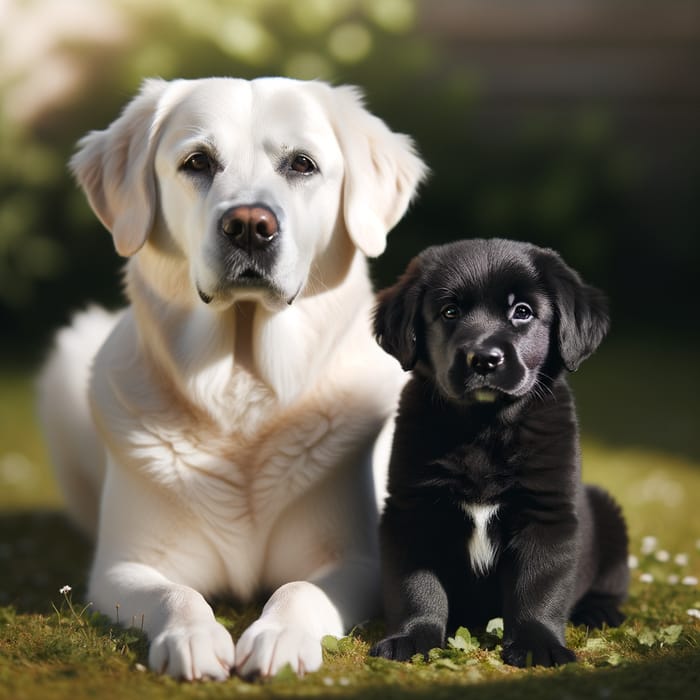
[0,0,698,359]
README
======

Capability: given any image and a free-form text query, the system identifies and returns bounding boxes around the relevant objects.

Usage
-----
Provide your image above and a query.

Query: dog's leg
[499,521,579,668]
[234,436,388,678]
[369,569,448,662]
[89,462,235,681]
[368,506,449,662]
[235,556,378,678]
[90,561,235,680]
[570,485,629,628]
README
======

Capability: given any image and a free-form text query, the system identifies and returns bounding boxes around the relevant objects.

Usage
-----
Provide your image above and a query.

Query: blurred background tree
[1,0,698,357]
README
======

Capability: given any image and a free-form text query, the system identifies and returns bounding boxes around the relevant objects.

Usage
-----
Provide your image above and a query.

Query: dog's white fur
[37,77,426,680]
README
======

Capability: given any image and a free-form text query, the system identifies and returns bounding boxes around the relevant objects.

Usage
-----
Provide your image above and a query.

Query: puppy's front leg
[369,505,449,662]
[370,570,448,661]
[499,520,578,668]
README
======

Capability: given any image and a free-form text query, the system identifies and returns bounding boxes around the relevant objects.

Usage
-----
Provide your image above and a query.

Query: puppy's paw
[502,639,576,668]
[235,619,323,678]
[370,623,443,662]
[370,633,424,662]
[502,623,576,668]
[571,605,625,629]
[570,593,626,629]
[148,620,234,681]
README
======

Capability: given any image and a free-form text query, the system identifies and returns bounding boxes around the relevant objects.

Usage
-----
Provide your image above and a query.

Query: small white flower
[628,555,639,569]
[339,678,351,686]
[641,536,658,555]
[640,573,654,584]
[687,608,700,620]
[59,585,72,595]
[135,663,147,672]
[674,553,689,566]
[655,550,670,563]
[667,574,680,585]
[681,576,699,586]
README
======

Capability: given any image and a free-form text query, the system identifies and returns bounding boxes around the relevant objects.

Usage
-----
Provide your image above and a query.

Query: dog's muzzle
[215,203,282,292]
[198,203,296,308]
[466,347,505,375]
[220,205,279,253]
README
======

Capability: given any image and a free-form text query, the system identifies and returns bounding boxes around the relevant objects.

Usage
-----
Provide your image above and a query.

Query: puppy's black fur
[370,239,629,668]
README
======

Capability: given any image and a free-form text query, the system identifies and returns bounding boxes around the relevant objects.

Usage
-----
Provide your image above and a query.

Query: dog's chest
[178,405,348,519]
[147,372,383,530]
[126,358,393,598]
[443,436,515,503]
[436,439,516,576]
[460,502,500,575]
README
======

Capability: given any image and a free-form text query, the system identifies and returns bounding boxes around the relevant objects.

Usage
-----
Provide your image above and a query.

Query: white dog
[37,77,426,681]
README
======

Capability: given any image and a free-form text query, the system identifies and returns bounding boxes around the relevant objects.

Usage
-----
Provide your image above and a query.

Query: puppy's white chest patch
[461,503,500,575]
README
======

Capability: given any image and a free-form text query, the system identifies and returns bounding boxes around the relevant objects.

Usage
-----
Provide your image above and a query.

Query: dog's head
[374,239,609,405]
[70,77,427,310]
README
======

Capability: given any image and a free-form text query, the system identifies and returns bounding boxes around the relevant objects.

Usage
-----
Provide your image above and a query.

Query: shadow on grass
[354,647,700,700]
[0,510,92,613]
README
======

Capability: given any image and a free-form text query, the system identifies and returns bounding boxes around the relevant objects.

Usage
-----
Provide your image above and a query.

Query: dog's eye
[510,302,534,324]
[181,152,213,174]
[290,154,317,175]
[441,304,460,320]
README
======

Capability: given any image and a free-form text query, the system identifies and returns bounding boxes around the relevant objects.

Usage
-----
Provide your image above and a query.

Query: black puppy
[370,239,629,668]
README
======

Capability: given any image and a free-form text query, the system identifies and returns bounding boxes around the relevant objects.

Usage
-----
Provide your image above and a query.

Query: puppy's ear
[322,84,428,258]
[373,256,424,370]
[70,78,176,257]
[535,248,610,372]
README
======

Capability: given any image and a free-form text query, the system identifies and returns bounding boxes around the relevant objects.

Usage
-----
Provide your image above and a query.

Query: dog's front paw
[235,619,323,678]
[148,620,234,681]
[502,622,576,668]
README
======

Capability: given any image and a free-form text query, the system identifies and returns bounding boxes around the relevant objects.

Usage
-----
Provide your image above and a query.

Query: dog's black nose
[468,347,505,375]
[220,205,279,252]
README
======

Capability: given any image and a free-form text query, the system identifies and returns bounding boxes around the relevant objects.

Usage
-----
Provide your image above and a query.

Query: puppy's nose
[467,347,505,375]
[220,205,279,251]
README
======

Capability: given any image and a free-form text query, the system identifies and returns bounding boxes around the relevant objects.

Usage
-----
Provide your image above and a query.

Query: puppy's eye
[441,304,460,320]
[510,302,534,324]
[290,153,317,175]
[181,152,213,174]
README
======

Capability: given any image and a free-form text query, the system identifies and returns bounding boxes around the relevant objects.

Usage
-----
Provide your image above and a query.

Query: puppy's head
[374,239,609,405]
[70,77,427,310]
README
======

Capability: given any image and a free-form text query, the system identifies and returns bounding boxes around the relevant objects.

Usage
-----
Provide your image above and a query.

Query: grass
[1,336,699,699]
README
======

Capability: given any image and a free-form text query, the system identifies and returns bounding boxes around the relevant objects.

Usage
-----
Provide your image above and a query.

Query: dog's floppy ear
[534,248,610,372]
[70,78,174,257]
[373,256,425,370]
[324,84,428,258]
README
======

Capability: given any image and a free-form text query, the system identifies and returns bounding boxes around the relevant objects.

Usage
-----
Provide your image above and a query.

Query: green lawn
[1,337,699,699]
